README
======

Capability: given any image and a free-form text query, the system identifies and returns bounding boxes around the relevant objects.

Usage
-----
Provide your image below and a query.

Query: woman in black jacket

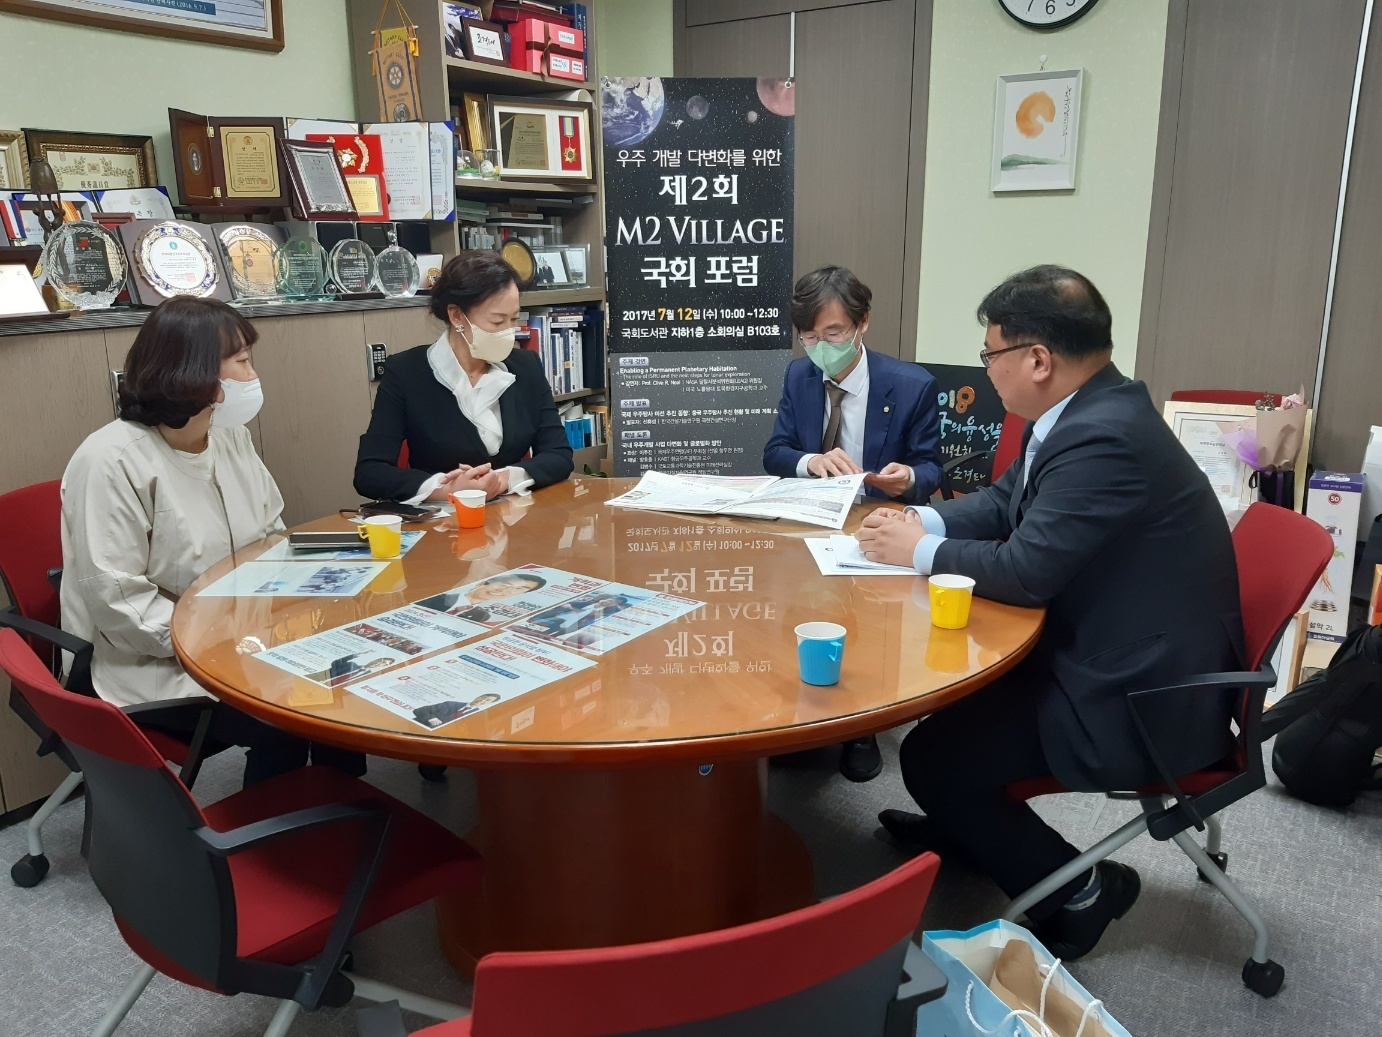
[354,251,573,503]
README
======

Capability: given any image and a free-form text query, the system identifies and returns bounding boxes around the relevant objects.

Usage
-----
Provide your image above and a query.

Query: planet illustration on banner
[601,77,666,146]
[746,110,759,124]
[686,95,710,120]
[756,78,795,117]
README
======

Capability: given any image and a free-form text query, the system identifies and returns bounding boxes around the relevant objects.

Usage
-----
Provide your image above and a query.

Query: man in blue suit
[763,266,943,781]
[764,267,942,505]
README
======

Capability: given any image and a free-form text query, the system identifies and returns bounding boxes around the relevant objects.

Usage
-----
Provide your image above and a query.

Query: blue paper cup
[795,621,846,686]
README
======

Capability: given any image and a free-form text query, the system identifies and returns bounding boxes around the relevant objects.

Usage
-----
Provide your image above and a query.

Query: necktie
[1020,434,1042,492]
[821,382,847,454]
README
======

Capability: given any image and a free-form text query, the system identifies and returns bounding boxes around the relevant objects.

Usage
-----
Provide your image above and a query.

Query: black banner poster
[612,351,784,476]
[925,362,1009,492]
[600,76,795,352]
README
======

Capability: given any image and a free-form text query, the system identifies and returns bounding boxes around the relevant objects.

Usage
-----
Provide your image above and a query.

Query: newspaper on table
[196,561,390,598]
[508,582,703,655]
[349,631,597,729]
[254,604,488,688]
[804,535,919,577]
[256,531,425,562]
[605,471,865,530]
[413,564,607,627]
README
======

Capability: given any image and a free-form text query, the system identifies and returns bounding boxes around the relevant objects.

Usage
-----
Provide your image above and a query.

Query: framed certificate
[281,140,357,221]
[488,97,594,182]
[0,129,29,189]
[22,128,157,189]
[0,0,284,52]
[344,174,389,221]
[168,110,290,211]
[1162,401,1313,513]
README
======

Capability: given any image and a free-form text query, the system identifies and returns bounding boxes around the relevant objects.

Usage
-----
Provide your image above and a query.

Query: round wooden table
[172,478,1043,974]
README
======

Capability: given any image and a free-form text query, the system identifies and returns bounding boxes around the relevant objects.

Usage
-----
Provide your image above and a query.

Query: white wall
[915,0,1170,370]
[596,0,674,78]
[0,2,357,203]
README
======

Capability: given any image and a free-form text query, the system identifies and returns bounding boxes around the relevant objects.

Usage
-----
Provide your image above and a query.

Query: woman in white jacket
[61,297,360,787]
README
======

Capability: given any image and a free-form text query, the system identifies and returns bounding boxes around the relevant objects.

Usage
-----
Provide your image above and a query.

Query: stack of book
[559,401,607,451]
[518,303,604,397]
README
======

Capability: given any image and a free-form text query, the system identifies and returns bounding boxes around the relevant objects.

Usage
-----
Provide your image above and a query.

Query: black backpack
[1269,624,1382,807]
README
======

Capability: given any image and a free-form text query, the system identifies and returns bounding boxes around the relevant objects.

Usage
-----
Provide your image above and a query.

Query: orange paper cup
[451,489,487,529]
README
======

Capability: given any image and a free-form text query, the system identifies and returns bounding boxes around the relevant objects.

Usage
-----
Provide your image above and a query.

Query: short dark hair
[790,266,872,331]
[429,251,519,323]
[486,573,547,590]
[976,265,1112,358]
[118,297,257,429]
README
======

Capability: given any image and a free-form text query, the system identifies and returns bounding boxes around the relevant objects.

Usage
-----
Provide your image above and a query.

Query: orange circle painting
[1015,91,1056,138]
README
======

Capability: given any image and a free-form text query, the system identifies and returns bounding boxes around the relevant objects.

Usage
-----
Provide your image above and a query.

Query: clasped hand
[854,507,923,567]
[429,463,508,501]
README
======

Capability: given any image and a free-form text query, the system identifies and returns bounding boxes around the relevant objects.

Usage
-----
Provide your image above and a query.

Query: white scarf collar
[427,333,516,456]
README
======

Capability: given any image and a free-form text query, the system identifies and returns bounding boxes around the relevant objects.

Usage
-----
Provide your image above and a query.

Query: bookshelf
[345,0,609,465]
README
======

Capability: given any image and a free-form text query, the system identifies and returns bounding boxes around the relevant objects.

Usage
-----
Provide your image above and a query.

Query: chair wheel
[418,764,447,782]
[1242,958,1284,997]
[11,853,49,888]
[1196,851,1228,883]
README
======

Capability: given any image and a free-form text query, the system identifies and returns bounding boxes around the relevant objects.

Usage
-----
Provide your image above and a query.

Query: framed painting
[992,68,1083,193]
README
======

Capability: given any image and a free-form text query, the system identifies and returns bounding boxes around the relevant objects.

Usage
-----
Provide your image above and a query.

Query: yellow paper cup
[928,573,975,629]
[358,515,403,559]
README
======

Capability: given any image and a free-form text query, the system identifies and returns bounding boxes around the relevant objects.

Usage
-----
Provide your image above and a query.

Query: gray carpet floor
[1,726,1378,1037]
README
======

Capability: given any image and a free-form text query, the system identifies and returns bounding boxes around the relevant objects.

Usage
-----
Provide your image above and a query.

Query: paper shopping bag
[1253,406,1307,471]
[914,920,1131,1037]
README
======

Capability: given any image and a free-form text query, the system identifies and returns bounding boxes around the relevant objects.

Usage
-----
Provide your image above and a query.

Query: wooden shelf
[455,178,598,197]
[445,56,594,94]
[554,387,601,403]
[519,287,606,306]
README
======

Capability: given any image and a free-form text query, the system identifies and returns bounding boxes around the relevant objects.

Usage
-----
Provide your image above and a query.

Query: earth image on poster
[601,77,666,146]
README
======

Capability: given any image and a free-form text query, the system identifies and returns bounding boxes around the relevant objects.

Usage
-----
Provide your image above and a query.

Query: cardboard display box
[1305,471,1366,642]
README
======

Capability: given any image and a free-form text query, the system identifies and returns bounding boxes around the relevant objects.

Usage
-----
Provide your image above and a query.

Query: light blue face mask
[804,334,860,379]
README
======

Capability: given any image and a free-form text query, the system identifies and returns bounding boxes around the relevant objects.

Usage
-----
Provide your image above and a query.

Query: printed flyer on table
[350,631,597,729]
[197,561,390,598]
[413,564,607,626]
[509,583,703,655]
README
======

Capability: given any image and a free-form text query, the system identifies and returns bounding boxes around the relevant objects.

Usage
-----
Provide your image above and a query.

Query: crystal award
[273,236,329,299]
[328,238,378,295]
[376,244,420,298]
[42,221,127,309]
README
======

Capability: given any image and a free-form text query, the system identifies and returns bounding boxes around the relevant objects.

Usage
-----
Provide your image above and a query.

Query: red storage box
[511,17,583,57]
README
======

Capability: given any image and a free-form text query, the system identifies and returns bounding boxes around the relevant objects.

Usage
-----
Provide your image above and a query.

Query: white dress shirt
[407,334,535,504]
[907,390,1078,573]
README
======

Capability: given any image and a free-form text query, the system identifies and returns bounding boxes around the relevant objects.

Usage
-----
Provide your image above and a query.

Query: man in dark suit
[856,265,1243,959]
[764,266,944,783]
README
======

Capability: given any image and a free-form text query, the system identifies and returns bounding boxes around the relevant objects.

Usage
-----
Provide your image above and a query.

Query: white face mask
[459,319,517,363]
[211,377,264,428]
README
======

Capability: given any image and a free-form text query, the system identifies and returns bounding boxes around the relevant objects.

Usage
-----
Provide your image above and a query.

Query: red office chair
[1002,503,1333,998]
[1169,389,1286,407]
[0,627,482,1037]
[357,852,947,1037]
[937,412,1025,501]
[0,480,215,887]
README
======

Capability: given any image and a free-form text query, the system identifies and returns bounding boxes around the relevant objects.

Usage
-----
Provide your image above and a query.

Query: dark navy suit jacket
[761,350,942,504]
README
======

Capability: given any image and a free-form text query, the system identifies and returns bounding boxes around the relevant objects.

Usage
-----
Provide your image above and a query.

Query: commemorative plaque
[273,236,329,299]
[218,223,284,300]
[283,140,357,221]
[136,221,219,299]
[167,110,290,211]
[41,221,127,309]
[328,238,378,295]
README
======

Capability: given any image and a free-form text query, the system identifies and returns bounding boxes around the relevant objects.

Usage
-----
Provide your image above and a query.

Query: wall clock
[998,0,1102,30]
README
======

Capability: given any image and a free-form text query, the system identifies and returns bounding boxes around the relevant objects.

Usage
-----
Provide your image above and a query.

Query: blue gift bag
[913,920,1131,1037]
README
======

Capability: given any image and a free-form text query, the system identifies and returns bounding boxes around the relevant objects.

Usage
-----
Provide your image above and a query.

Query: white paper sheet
[196,561,388,598]
[509,582,703,655]
[605,472,865,529]
[804,536,919,577]
[429,121,456,220]
[349,631,596,729]
[254,604,487,687]
[364,122,431,220]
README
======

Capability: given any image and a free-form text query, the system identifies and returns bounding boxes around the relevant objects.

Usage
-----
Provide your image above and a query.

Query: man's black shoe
[877,808,936,850]
[840,735,883,782]
[1034,861,1141,961]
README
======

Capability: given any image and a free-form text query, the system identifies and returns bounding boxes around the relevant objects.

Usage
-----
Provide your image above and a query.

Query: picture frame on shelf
[281,140,358,221]
[531,247,569,286]
[561,244,589,286]
[462,93,490,152]
[22,128,158,190]
[0,130,30,189]
[461,19,509,65]
[488,96,595,182]
[991,69,1083,193]
[443,3,484,58]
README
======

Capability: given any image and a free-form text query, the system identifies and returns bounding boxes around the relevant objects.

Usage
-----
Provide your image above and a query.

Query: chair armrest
[943,448,995,474]
[198,800,393,1012]
[1126,667,1276,831]
[195,800,388,856]
[356,1001,409,1037]
[0,609,93,692]
[884,941,948,1037]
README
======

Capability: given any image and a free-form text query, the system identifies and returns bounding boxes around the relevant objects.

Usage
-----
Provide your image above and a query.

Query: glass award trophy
[273,236,329,300]
[376,238,420,298]
[135,221,219,299]
[219,225,281,301]
[328,238,378,296]
[41,221,127,309]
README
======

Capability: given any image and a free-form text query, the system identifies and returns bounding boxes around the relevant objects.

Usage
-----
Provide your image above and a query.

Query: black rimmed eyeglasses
[978,342,1037,369]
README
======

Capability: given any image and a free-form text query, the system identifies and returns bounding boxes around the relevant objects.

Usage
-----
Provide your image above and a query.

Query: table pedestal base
[437,759,814,975]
